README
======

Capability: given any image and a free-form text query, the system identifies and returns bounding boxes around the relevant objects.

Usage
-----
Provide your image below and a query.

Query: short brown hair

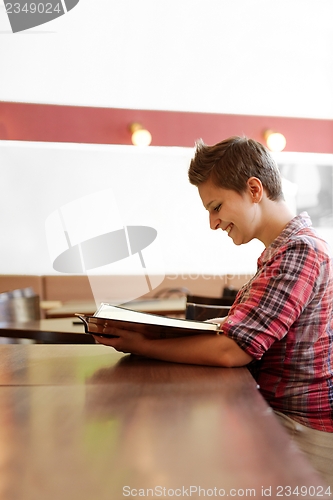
[188,136,284,201]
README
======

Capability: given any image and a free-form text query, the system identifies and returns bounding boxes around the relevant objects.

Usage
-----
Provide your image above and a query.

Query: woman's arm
[93,318,253,367]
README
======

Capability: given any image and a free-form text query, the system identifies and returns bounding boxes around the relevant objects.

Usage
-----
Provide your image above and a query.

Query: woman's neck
[259,199,295,247]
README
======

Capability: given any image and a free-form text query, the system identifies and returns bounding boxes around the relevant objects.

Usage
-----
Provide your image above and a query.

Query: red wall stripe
[0,101,333,153]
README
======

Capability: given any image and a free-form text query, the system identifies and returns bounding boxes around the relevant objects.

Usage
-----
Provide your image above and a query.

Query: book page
[94,303,219,331]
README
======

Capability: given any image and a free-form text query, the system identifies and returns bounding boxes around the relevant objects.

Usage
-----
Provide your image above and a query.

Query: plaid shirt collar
[259,212,312,265]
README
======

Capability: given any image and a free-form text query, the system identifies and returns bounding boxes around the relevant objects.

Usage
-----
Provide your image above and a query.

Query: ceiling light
[264,130,286,152]
[130,123,152,146]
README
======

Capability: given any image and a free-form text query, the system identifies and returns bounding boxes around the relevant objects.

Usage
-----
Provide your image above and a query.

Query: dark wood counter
[0,344,328,499]
[0,317,94,343]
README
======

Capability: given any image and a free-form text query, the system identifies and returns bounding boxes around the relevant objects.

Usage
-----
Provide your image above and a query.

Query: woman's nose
[209,212,220,230]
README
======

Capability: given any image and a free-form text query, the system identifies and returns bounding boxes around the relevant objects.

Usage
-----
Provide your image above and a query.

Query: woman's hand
[93,327,147,355]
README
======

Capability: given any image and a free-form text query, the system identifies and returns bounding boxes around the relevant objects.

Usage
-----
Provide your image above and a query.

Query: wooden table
[0,344,328,500]
[0,317,95,343]
[44,297,187,318]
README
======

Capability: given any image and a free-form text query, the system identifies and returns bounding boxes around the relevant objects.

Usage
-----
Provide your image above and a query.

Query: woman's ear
[247,177,263,203]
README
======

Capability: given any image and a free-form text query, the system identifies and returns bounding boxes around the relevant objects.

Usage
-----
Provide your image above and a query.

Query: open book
[76,302,220,339]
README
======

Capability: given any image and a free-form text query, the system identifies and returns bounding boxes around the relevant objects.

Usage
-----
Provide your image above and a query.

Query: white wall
[0,141,264,278]
[1,141,332,281]
[1,0,333,119]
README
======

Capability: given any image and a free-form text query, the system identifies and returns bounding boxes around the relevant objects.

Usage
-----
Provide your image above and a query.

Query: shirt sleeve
[222,239,321,360]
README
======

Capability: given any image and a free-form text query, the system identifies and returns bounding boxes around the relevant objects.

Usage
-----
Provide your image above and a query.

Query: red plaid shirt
[223,213,333,432]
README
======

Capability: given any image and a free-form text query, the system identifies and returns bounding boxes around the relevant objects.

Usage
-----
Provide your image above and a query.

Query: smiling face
[198,177,262,246]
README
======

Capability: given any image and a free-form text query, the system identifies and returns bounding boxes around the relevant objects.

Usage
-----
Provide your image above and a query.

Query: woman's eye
[214,204,221,212]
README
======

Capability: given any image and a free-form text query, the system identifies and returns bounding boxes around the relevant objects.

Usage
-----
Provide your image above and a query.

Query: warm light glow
[264,130,286,152]
[130,123,152,146]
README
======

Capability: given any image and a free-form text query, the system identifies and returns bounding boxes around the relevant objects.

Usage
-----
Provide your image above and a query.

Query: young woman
[94,136,333,483]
